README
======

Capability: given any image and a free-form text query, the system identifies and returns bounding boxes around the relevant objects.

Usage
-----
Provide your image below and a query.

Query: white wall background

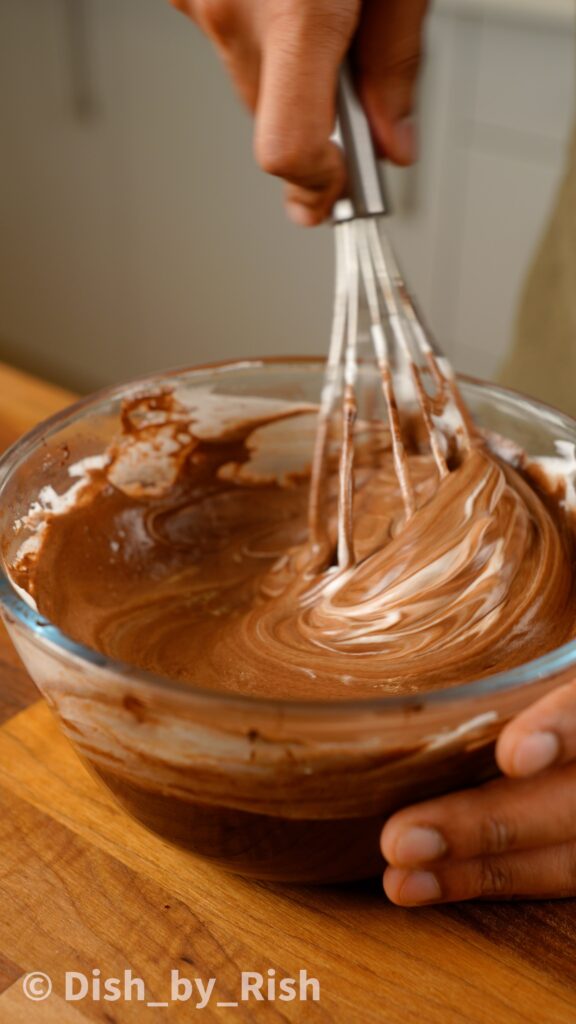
[0,0,574,391]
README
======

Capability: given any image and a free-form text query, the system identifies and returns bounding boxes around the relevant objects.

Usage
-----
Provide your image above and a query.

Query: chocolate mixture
[11,387,576,699]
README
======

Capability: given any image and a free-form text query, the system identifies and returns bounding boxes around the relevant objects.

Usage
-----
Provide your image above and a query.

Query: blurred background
[0,0,574,394]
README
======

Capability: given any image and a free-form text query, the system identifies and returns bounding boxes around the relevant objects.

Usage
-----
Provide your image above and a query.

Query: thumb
[496,676,576,778]
[355,0,430,166]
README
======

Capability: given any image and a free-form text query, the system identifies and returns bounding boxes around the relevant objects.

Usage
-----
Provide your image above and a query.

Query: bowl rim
[1,354,576,714]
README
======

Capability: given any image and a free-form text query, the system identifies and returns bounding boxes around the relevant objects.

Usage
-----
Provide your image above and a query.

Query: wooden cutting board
[0,360,575,1024]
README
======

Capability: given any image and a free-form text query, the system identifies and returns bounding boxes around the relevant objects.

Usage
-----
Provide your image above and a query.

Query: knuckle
[479,857,511,897]
[479,814,516,856]
[391,52,423,82]
[268,1,354,38]
[371,51,422,90]
[255,134,318,182]
[197,0,235,38]
[563,842,576,893]
[561,852,576,897]
[168,0,193,13]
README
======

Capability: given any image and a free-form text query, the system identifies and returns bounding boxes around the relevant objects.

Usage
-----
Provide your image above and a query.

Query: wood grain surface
[0,361,575,1023]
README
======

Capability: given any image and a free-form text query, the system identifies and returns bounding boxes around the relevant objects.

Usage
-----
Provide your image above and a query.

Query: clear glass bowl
[1,358,576,884]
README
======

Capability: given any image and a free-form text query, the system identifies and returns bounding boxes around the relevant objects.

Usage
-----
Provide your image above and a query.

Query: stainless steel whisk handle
[334,62,389,223]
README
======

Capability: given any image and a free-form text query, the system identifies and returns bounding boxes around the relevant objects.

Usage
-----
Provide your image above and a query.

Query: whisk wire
[307,217,349,557]
[311,216,474,572]
[371,225,473,456]
[338,222,360,569]
[357,221,417,519]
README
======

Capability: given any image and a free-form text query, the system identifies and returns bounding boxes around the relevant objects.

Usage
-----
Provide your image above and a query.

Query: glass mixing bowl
[1,358,576,884]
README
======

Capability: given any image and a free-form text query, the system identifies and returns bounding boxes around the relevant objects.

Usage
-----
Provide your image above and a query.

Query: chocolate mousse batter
[11,387,576,699]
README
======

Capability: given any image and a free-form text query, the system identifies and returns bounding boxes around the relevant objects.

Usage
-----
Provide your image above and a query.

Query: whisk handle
[334,62,389,223]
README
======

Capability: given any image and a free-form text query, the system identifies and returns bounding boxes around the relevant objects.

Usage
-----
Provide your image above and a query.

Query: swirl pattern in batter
[11,389,576,699]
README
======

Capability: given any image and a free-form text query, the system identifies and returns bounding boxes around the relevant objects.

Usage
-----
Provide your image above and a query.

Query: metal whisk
[308,64,473,571]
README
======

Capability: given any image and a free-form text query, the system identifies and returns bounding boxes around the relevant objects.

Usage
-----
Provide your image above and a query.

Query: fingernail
[512,730,560,776]
[286,202,316,227]
[398,870,441,905]
[394,827,447,866]
[391,117,417,163]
